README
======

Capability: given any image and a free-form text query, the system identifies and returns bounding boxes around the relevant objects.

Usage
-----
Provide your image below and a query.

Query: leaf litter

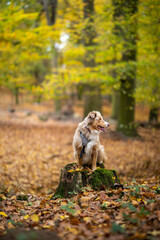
[0,119,160,239]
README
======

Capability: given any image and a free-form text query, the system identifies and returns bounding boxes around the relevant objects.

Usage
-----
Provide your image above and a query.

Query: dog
[73,111,110,171]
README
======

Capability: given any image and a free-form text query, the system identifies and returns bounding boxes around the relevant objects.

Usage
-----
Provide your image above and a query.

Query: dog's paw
[92,167,97,171]
[99,160,103,164]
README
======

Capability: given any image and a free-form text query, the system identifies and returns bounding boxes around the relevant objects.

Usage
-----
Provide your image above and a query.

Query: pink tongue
[99,126,106,132]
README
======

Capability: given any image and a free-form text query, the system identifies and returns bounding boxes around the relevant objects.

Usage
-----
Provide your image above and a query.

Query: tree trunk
[117,76,136,136]
[149,107,158,124]
[83,84,102,117]
[54,98,62,113]
[82,0,102,117]
[111,90,120,120]
[112,0,138,136]
[53,46,62,113]
[43,0,61,112]
[77,84,84,100]
[52,163,120,199]
[42,0,57,26]
[14,87,19,105]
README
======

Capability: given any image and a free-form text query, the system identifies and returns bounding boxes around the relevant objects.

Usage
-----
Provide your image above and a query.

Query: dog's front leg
[92,145,98,171]
[74,148,83,169]
[78,155,83,169]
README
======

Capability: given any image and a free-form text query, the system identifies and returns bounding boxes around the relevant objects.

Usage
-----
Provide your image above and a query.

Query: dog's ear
[89,112,96,119]
[86,111,96,124]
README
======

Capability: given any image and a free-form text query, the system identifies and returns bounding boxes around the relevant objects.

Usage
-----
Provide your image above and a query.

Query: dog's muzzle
[105,122,110,128]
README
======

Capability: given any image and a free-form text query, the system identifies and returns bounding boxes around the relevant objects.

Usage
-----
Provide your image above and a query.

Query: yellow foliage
[31,214,39,222]
[23,215,30,220]
[0,212,8,217]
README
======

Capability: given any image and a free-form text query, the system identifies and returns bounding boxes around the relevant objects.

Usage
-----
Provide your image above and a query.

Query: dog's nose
[105,122,110,128]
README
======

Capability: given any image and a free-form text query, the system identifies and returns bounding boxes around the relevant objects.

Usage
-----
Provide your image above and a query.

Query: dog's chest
[88,130,99,142]
[84,131,99,156]
[83,140,98,164]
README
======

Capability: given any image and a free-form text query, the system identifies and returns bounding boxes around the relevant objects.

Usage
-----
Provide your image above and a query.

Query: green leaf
[61,205,76,215]
[127,203,138,212]
[111,222,125,233]
[101,202,108,209]
[25,202,33,206]
[123,213,138,223]
[60,201,76,215]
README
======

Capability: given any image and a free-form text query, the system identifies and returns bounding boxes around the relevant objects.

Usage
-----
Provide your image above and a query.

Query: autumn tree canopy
[0,0,159,134]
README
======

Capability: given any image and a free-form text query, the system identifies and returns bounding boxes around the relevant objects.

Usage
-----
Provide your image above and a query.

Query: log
[52,163,120,199]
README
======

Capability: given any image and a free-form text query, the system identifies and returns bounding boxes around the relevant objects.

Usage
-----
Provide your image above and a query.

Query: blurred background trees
[112,0,138,135]
[0,0,159,135]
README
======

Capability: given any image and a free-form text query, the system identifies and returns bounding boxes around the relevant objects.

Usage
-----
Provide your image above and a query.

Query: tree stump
[52,163,120,199]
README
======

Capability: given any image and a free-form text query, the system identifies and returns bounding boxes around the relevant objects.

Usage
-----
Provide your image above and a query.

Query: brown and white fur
[73,111,110,171]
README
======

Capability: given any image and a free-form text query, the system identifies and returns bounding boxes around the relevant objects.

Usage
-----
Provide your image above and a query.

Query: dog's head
[85,111,110,133]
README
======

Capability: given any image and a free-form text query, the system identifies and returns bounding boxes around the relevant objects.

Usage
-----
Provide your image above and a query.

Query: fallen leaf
[31,214,39,222]
[149,230,160,236]
[0,212,8,217]
[67,170,75,173]
[23,214,29,220]
[83,217,91,223]
[7,222,15,229]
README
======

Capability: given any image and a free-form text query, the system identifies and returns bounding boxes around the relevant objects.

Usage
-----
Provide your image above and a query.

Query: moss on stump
[52,163,120,199]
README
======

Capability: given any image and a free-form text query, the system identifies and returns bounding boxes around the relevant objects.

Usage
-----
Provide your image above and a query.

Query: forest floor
[0,107,160,240]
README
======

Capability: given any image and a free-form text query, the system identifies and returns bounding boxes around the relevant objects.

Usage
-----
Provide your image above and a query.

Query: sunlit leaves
[0,2,59,95]
[0,0,159,105]
[136,0,160,107]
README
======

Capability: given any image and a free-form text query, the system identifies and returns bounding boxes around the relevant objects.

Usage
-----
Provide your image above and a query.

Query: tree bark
[52,163,120,199]
[149,107,158,124]
[54,97,62,113]
[111,90,120,120]
[53,45,62,113]
[14,87,19,105]
[112,0,138,136]
[82,0,102,117]
[83,84,102,117]
[42,0,57,26]
[43,0,61,112]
